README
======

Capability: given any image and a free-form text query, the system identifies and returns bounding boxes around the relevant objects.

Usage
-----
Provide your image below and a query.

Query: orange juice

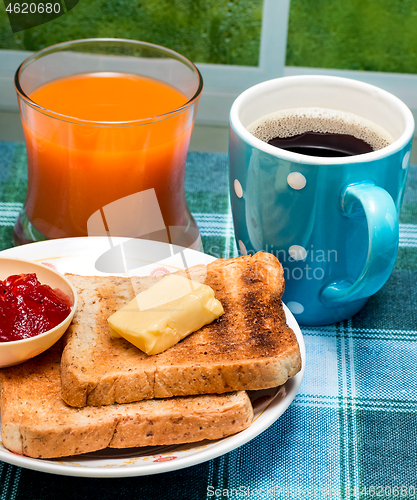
[20,72,195,240]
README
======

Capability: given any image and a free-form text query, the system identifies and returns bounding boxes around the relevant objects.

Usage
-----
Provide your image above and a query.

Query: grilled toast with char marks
[0,341,253,459]
[61,252,302,407]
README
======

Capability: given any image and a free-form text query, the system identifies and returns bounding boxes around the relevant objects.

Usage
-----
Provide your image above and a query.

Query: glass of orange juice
[13,38,203,249]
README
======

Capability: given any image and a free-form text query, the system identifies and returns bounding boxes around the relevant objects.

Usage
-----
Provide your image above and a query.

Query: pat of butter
[107,275,224,355]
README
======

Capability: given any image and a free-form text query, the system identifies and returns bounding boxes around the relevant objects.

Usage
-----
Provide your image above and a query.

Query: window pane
[287,0,417,74]
[0,0,263,66]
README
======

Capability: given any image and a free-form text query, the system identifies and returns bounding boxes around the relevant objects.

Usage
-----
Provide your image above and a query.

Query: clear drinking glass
[13,39,203,249]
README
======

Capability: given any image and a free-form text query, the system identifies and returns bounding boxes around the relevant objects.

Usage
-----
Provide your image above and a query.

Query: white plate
[0,237,305,478]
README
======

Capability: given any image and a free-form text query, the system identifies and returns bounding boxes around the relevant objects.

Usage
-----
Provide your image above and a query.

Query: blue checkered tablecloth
[0,142,417,500]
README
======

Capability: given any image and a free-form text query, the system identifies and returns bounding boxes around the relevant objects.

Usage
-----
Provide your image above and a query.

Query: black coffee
[247,107,393,157]
[268,131,374,157]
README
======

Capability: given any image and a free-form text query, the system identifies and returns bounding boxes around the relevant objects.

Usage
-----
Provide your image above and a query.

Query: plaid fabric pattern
[0,142,416,499]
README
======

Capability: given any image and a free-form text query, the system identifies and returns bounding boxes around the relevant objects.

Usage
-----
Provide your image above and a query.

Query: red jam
[0,273,72,342]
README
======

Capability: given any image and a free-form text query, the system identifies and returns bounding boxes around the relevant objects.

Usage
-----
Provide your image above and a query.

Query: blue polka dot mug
[229,75,414,325]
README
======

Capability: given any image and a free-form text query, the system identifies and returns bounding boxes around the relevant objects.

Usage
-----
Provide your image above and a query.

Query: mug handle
[321,181,399,304]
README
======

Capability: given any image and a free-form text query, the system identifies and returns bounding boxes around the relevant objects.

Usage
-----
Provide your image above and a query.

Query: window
[0,0,416,131]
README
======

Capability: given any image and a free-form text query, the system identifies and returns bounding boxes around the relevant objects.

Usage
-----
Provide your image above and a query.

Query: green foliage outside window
[0,0,263,66]
[287,0,417,74]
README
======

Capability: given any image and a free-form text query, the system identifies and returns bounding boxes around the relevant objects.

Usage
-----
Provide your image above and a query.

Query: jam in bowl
[0,258,77,368]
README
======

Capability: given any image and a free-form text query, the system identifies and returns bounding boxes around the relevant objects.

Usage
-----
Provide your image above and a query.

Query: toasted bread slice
[61,252,301,407]
[0,342,253,459]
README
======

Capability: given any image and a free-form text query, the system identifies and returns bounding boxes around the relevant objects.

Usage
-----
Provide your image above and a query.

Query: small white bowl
[0,258,78,368]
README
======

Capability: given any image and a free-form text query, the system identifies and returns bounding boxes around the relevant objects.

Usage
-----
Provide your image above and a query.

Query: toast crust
[61,252,302,407]
[0,342,253,459]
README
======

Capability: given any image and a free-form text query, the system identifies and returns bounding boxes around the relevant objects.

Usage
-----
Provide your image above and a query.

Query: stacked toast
[0,252,301,459]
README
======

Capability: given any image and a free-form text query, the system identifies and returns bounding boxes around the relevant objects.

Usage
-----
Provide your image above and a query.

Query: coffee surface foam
[247,107,393,151]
